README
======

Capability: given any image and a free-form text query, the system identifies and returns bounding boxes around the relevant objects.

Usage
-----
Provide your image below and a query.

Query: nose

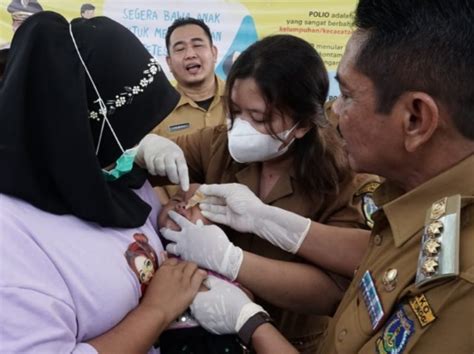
[184,46,197,59]
[174,201,187,216]
[332,96,342,116]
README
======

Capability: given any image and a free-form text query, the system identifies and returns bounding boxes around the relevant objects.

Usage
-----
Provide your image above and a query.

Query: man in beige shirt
[152,17,226,138]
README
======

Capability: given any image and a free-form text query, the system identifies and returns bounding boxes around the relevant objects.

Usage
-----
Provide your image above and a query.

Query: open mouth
[185,63,201,74]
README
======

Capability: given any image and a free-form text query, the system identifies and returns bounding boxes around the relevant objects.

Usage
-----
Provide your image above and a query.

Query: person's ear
[399,92,440,152]
[212,45,218,63]
[166,55,172,72]
[293,125,311,139]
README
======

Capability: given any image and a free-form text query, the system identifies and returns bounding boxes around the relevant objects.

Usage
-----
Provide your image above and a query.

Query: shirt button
[338,329,348,342]
[374,234,382,245]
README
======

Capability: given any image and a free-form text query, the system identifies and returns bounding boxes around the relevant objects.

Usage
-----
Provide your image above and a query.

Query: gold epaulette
[355,181,381,196]
[415,195,461,287]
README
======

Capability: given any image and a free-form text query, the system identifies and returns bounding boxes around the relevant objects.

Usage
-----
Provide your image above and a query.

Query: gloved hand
[135,134,189,191]
[161,211,243,280]
[190,275,268,334]
[198,183,311,254]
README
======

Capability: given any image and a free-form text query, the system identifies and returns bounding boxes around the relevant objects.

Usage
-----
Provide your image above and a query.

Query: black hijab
[0,11,179,228]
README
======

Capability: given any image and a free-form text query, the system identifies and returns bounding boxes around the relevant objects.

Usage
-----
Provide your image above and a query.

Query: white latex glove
[198,183,311,254]
[190,275,267,334]
[135,134,189,191]
[160,210,243,280]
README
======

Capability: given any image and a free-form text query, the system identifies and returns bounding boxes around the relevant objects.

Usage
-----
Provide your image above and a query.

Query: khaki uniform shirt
[318,155,474,354]
[152,75,226,138]
[175,125,380,353]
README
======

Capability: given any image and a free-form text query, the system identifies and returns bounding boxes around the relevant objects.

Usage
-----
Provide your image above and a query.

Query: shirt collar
[175,75,224,109]
[373,154,474,247]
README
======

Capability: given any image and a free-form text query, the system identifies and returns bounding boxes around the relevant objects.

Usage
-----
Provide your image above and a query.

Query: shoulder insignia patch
[408,294,436,328]
[415,195,461,287]
[376,306,414,354]
[356,182,381,229]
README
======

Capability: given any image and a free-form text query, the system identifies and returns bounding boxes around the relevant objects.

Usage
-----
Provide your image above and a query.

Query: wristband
[237,311,273,349]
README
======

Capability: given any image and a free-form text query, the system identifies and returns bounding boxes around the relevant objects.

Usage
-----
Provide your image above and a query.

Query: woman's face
[230,77,296,135]
[158,184,211,231]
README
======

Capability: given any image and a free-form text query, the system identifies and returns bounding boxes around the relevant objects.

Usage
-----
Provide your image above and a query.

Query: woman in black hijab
[0,11,206,353]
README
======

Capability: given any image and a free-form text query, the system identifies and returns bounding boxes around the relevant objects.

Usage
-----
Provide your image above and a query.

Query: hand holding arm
[161,211,243,280]
[190,275,297,354]
[198,183,311,253]
[135,133,190,191]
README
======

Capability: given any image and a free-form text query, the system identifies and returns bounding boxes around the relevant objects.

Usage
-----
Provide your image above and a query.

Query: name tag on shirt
[168,123,190,133]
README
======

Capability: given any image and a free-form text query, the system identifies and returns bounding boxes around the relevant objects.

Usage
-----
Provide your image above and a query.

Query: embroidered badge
[125,233,158,295]
[360,270,384,330]
[356,182,380,228]
[168,122,191,132]
[408,294,436,328]
[376,306,414,354]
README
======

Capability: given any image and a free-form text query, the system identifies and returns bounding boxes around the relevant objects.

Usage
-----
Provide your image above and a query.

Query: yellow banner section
[242,1,355,71]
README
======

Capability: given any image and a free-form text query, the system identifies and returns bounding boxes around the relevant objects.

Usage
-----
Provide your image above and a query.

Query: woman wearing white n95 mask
[142,34,380,353]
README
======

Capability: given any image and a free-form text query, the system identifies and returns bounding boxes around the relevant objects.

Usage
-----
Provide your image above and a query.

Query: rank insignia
[360,270,384,330]
[426,221,444,238]
[430,197,447,220]
[376,306,414,354]
[421,257,439,276]
[408,294,436,328]
[423,239,441,256]
[415,195,461,287]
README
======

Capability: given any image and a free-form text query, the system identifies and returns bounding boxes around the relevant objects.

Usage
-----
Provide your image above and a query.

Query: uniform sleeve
[322,173,381,230]
[174,126,222,184]
[0,216,98,354]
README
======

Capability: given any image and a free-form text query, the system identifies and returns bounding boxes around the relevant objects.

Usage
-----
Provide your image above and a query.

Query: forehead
[169,24,209,44]
[231,78,265,106]
[337,32,374,90]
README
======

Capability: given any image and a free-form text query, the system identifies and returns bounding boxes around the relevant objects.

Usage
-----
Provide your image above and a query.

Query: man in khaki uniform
[152,17,225,139]
[163,0,473,352]
[317,0,474,350]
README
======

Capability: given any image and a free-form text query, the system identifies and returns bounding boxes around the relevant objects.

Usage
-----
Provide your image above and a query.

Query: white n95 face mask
[228,117,298,163]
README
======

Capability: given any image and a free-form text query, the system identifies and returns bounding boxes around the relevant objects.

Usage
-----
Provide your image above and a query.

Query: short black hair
[165,17,212,52]
[80,3,95,14]
[354,0,474,140]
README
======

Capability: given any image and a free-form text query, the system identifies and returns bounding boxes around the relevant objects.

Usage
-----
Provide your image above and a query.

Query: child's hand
[140,257,207,326]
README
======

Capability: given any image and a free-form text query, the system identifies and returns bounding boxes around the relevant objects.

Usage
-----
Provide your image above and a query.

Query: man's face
[166,24,217,87]
[333,32,403,176]
[82,10,95,19]
[158,184,211,231]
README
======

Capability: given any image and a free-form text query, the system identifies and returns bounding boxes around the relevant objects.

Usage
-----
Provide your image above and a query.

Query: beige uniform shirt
[152,75,226,138]
[175,125,380,353]
[318,155,474,354]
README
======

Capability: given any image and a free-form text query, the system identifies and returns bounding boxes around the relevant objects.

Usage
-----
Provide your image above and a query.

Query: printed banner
[1,0,357,97]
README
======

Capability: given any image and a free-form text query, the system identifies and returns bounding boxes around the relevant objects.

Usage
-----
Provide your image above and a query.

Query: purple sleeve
[0,288,97,354]
[0,212,97,353]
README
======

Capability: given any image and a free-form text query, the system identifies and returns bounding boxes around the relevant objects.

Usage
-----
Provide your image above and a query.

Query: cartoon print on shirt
[125,233,158,295]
